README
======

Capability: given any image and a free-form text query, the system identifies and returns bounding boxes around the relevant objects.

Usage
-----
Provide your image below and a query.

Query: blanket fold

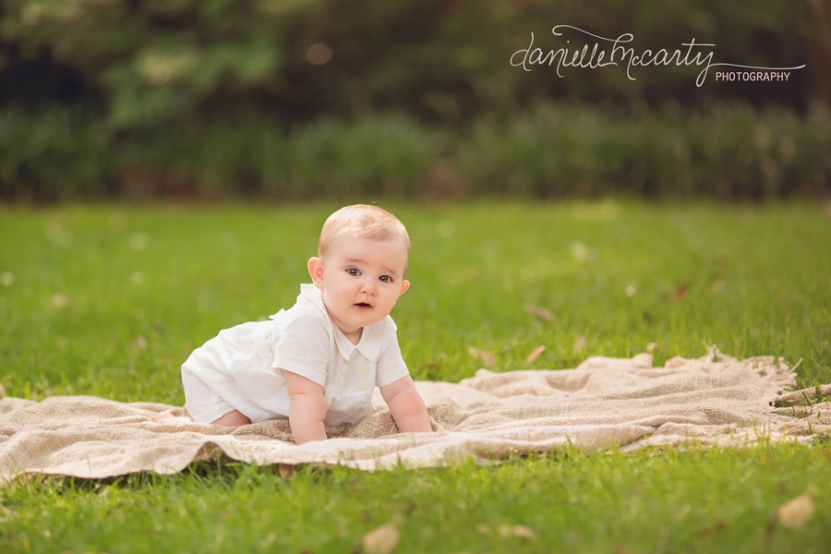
[1,352,827,481]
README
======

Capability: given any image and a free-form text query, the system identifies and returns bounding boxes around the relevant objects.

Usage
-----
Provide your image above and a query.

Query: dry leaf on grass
[523,303,554,322]
[525,345,546,364]
[475,523,492,535]
[668,283,688,303]
[647,342,659,353]
[572,335,586,354]
[497,524,536,539]
[777,493,814,528]
[362,522,400,554]
[467,345,497,368]
[477,524,535,539]
[51,293,69,309]
[512,525,536,539]
[260,532,277,548]
[277,464,294,480]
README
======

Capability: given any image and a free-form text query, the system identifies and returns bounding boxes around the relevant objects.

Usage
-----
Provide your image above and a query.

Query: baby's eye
[379,275,393,283]
[346,268,360,276]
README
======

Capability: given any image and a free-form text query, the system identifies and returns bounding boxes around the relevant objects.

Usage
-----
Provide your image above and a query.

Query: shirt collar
[298,284,386,362]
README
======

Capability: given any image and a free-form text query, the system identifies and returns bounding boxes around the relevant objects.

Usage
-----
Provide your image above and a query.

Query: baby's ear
[308,257,325,288]
[398,280,410,296]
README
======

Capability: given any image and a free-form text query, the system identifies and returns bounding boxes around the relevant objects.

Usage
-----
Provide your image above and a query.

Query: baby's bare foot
[153,411,194,425]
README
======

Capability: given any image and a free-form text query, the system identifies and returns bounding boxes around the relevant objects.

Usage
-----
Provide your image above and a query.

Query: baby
[155,204,431,444]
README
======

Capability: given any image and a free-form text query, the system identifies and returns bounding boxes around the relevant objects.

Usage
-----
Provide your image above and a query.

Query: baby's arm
[284,370,327,444]
[380,375,431,433]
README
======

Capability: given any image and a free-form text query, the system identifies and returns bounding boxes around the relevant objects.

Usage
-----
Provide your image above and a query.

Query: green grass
[1,200,830,552]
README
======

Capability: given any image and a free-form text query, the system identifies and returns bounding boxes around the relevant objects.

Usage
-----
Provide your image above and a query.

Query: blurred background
[0,0,829,202]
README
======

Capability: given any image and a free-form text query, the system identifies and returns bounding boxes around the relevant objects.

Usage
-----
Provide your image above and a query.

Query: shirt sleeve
[375,325,410,388]
[270,311,332,387]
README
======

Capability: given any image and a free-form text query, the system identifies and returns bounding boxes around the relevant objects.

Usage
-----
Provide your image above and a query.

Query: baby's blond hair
[318,204,411,258]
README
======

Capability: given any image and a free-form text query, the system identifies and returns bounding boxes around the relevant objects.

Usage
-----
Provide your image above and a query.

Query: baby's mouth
[355,302,372,308]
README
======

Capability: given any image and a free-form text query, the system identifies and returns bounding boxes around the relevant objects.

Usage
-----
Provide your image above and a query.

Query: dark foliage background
[1,0,829,201]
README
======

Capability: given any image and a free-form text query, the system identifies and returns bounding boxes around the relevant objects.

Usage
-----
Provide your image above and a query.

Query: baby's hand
[380,376,431,433]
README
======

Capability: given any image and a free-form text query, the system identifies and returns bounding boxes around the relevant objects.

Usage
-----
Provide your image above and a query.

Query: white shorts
[181,367,238,424]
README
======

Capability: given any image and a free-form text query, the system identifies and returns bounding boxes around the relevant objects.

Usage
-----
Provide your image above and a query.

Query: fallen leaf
[646,342,659,353]
[697,521,727,538]
[260,532,277,548]
[467,345,497,368]
[278,464,294,480]
[766,512,781,539]
[778,493,814,528]
[569,241,589,262]
[362,522,400,554]
[523,303,554,322]
[475,523,492,535]
[51,293,69,309]
[129,233,151,250]
[668,283,688,303]
[572,335,586,354]
[497,524,535,539]
[511,525,535,539]
[135,335,147,350]
[525,345,546,364]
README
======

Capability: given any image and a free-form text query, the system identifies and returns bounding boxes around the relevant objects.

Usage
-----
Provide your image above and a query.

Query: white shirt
[181,284,409,425]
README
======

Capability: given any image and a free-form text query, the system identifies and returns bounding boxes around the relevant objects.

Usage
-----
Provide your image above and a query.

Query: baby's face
[309,236,410,340]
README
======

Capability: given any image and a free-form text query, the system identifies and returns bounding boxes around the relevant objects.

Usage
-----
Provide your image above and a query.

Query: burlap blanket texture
[1,352,827,482]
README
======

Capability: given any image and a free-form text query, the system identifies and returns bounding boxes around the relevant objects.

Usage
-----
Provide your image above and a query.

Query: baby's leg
[211,410,251,427]
[182,368,248,426]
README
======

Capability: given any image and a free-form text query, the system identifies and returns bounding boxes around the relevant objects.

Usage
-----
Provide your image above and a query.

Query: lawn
[1,200,830,552]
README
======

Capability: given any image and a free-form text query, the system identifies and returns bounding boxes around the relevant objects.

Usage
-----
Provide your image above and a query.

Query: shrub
[1,103,828,201]
[456,103,831,199]
[0,109,112,201]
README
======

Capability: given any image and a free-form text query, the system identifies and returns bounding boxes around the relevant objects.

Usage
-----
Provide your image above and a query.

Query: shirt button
[359,366,368,375]
[359,380,368,390]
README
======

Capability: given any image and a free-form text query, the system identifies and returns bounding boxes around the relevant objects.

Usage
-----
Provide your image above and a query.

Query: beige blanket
[1,352,828,482]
